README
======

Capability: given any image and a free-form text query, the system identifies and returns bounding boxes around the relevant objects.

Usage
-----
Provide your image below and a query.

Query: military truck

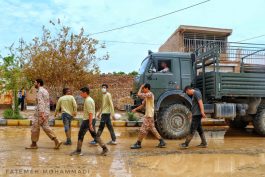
[130,42,265,139]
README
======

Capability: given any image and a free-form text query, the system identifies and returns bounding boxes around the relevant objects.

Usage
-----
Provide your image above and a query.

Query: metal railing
[185,38,265,65]
[193,41,265,73]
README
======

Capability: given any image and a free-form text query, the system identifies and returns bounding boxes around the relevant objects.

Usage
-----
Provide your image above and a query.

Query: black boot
[197,133,208,148]
[101,146,109,156]
[157,139,166,148]
[64,138,72,145]
[131,141,142,149]
[179,134,193,149]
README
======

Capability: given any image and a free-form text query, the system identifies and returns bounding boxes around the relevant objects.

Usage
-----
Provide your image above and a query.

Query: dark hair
[184,85,193,92]
[80,87,90,94]
[143,83,151,90]
[102,83,108,89]
[63,88,70,95]
[35,79,44,86]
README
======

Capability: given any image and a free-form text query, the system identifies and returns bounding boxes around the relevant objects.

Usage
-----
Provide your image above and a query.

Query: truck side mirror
[148,68,156,73]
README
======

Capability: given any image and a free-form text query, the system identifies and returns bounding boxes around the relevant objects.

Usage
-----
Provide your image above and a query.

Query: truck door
[179,58,192,89]
[145,58,178,97]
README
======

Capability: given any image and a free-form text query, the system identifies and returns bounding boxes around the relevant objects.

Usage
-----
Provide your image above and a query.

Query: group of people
[25,78,208,156]
[25,79,116,156]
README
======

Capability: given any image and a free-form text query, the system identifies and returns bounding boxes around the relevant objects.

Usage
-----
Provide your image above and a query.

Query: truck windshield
[139,57,149,74]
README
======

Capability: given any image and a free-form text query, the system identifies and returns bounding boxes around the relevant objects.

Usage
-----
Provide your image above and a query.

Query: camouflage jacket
[35,87,50,117]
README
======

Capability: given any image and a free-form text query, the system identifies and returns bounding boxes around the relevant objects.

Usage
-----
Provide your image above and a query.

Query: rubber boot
[157,139,166,148]
[179,134,193,149]
[131,141,142,149]
[70,141,83,156]
[197,133,208,148]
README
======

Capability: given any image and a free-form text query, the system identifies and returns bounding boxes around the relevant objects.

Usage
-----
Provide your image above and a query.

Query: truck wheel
[229,118,249,129]
[253,108,265,136]
[156,104,191,139]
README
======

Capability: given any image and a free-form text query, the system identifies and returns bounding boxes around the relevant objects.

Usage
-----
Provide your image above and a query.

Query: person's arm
[132,100,145,112]
[89,113,94,131]
[54,98,61,117]
[194,91,206,119]
[108,93,115,117]
[97,97,103,118]
[137,84,144,98]
[38,91,46,120]
[137,84,153,99]
[72,97,77,117]
[198,99,206,118]
[87,101,94,131]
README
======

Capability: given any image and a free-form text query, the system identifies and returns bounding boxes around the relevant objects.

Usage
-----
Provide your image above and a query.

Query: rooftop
[177,25,232,36]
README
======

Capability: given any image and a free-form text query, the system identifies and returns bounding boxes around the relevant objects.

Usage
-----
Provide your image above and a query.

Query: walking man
[180,86,208,149]
[71,87,108,156]
[55,88,77,145]
[26,79,62,149]
[94,84,117,145]
[131,84,166,149]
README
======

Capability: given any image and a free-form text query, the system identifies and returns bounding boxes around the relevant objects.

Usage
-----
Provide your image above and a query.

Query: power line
[100,40,160,45]
[88,0,211,36]
[237,34,265,42]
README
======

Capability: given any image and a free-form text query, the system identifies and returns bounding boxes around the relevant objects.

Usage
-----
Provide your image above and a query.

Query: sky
[1,0,265,73]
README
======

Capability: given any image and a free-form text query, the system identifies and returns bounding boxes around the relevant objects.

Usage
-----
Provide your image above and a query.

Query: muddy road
[0,126,265,177]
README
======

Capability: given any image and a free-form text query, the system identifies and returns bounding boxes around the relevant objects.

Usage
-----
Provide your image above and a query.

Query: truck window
[158,60,171,73]
[139,58,149,74]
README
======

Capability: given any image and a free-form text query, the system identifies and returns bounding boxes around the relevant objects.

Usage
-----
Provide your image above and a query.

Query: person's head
[184,85,194,96]
[161,61,168,68]
[101,84,108,93]
[63,88,70,95]
[80,87,90,98]
[34,79,44,89]
[142,83,151,93]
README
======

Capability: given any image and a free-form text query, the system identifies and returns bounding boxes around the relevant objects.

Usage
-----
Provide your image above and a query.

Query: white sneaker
[107,140,117,145]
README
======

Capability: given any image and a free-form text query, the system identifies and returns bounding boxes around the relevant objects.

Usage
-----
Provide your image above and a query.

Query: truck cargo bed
[196,72,265,99]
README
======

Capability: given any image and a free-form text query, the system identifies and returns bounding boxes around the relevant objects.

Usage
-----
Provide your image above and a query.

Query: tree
[128,71,138,76]
[0,55,24,117]
[18,19,109,99]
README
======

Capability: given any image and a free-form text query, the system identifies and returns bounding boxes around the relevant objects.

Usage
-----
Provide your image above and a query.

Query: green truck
[130,42,265,139]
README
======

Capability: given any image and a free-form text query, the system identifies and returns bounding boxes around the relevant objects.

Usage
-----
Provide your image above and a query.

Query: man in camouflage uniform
[131,84,166,149]
[26,79,62,149]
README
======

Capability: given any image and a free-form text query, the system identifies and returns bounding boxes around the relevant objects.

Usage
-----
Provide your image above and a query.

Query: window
[139,57,149,74]
[157,60,171,73]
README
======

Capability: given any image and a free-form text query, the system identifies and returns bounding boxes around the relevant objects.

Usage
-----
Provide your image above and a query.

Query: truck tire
[156,104,191,139]
[229,118,249,129]
[253,108,265,136]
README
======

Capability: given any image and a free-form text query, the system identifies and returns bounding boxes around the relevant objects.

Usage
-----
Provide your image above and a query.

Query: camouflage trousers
[31,115,57,142]
[138,117,161,141]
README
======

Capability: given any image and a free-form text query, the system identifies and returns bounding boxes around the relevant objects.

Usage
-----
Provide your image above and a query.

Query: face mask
[102,88,107,93]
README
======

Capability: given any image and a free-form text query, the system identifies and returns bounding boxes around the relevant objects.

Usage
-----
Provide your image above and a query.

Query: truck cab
[135,52,193,100]
[132,51,194,139]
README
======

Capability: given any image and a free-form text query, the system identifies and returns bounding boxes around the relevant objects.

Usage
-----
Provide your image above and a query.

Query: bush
[127,112,138,121]
[3,109,23,119]
[128,71,139,76]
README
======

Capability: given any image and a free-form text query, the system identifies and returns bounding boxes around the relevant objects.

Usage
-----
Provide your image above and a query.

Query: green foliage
[3,109,23,119]
[113,71,126,75]
[128,71,139,76]
[112,71,138,76]
[0,55,25,115]
[126,112,138,121]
